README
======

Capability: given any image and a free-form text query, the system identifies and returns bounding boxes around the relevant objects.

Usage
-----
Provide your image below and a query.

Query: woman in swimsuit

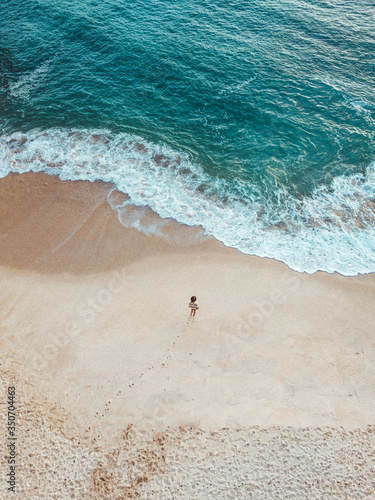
[189,296,199,318]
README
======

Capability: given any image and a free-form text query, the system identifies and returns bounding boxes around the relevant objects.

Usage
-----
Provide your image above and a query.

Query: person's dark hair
[191,296,197,302]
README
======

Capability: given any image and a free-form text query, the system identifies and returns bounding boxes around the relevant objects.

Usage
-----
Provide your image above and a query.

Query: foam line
[1,128,375,275]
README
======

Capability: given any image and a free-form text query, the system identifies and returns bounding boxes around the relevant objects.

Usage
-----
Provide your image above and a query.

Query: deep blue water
[1,0,375,274]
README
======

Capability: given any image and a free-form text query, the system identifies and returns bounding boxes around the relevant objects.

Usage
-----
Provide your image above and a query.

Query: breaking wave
[1,128,375,275]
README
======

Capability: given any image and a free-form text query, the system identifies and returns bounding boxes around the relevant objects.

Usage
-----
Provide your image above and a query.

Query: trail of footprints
[131,317,194,386]
[93,318,195,423]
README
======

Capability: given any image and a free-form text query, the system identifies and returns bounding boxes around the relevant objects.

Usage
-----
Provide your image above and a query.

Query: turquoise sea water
[1,0,375,274]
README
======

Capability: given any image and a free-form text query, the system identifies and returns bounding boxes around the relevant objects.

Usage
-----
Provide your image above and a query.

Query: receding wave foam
[9,60,53,101]
[1,128,375,275]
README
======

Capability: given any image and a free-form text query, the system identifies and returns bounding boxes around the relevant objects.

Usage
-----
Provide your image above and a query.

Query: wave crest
[1,128,375,275]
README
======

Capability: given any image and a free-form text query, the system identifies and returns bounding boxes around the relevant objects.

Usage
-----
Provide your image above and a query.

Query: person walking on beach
[189,296,199,318]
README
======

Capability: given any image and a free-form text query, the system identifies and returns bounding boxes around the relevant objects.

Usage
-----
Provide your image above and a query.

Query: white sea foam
[9,60,52,101]
[1,128,375,275]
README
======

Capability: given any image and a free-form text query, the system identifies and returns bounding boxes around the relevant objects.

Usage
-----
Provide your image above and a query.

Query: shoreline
[1,170,374,279]
[1,172,374,497]
[2,128,375,276]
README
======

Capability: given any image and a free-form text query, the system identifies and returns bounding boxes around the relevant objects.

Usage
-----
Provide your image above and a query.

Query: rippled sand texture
[0,362,374,499]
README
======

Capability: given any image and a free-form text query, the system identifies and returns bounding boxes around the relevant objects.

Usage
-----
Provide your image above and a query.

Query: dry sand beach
[0,172,374,498]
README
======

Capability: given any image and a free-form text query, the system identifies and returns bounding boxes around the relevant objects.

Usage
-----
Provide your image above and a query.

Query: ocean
[1,0,374,275]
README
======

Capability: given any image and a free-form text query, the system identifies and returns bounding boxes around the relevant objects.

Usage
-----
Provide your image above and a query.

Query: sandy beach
[0,172,374,498]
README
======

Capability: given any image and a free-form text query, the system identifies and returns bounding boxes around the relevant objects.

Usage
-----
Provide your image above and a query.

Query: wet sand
[0,172,374,498]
